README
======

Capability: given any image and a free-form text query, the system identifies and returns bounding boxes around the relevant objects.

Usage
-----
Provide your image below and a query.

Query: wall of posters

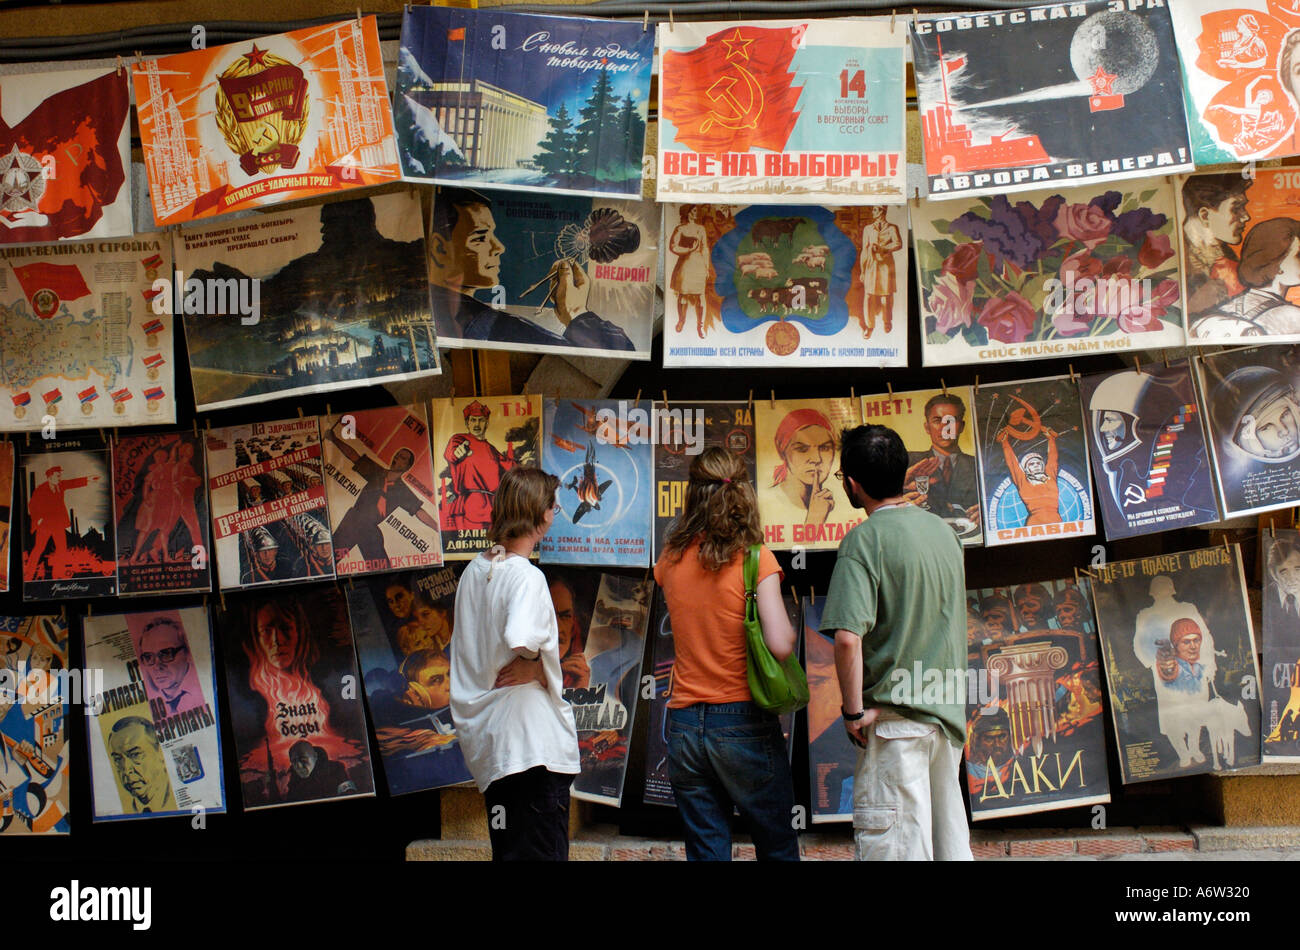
[172,192,438,412]
[642,587,677,807]
[1079,363,1219,539]
[0,236,176,430]
[428,188,655,357]
[20,435,115,600]
[804,595,854,823]
[1198,344,1300,518]
[222,586,374,810]
[132,17,401,226]
[0,442,11,594]
[1092,544,1261,783]
[1263,529,1300,760]
[755,397,863,552]
[861,386,982,546]
[113,432,210,595]
[912,179,1185,367]
[84,607,225,820]
[321,405,443,577]
[912,1,1193,199]
[345,566,472,795]
[431,394,541,561]
[975,377,1096,547]
[965,580,1110,820]
[540,398,652,567]
[662,204,907,367]
[0,67,132,245]
[657,19,906,203]
[0,614,70,835]
[396,8,653,198]
[206,417,334,590]
[1180,170,1300,343]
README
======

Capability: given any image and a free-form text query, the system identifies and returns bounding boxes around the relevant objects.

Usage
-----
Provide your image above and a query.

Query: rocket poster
[754,397,863,552]
[20,434,115,600]
[431,394,541,560]
[428,189,656,359]
[657,19,906,204]
[1197,344,1300,517]
[911,178,1185,367]
[132,17,402,227]
[804,595,854,822]
[861,386,983,547]
[171,192,438,412]
[83,607,226,821]
[1092,544,1261,783]
[345,566,473,795]
[1078,363,1219,539]
[974,377,1096,547]
[395,8,653,199]
[540,398,652,568]
[1262,529,1300,759]
[662,204,907,368]
[1169,0,1300,163]
[222,586,374,809]
[964,580,1111,820]
[113,432,211,596]
[912,2,1193,200]
[0,66,132,245]
[0,235,176,431]
[0,442,12,593]
[321,405,444,577]
[206,416,334,591]
[0,614,70,835]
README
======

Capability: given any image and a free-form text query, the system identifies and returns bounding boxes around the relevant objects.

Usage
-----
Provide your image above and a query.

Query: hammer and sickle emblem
[1122,484,1147,508]
[1004,395,1043,442]
[701,64,765,134]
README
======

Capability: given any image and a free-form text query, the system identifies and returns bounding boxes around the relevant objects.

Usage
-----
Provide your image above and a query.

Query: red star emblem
[721,28,754,63]
[1088,65,1117,96]
[244,44,270,68]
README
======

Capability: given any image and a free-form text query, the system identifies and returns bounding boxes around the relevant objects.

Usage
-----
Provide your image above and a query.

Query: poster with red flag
[0,66,133,245]
[657,19,905,204]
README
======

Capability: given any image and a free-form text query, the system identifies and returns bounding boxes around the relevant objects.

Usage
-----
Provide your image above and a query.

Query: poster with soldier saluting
[430,395,542,560]
[974,376,1096,547]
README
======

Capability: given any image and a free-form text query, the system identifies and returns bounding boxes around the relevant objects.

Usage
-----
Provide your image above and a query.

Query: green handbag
[743,544,810,715]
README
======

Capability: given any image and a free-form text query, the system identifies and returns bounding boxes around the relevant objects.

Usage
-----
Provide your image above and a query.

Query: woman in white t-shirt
[450,466,580,861]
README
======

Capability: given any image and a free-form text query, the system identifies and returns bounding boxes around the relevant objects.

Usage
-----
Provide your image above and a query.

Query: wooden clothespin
[219,590,226,613]
[886,381,893,399]
[643,10,649,31]
[1068,363,1078,384]
[1162,350,1170,369]
[356,7,363,23]
[662,389,669,412]
[86,602,92,618]
[634,389,642,406]
[24,431,30,447]
[297,406,304,419]
[1271,518,1277,539]
[1224,533,1232,556]
[1134,354,1142,375]
[747,390,754,414]
[912,8,920,29]
[326,404,332,419]
[890,8,897,32]
[134,50,143,65]
[974,375,980,395]
[810,584,816,604]
[850,386,856,402]
[115,54,124,76]
[668,8,674,30]
[205,418,211,432]
[770,390,776,410]
[192,418,198,438]
[941,378,949,396]
[60,605,67,623]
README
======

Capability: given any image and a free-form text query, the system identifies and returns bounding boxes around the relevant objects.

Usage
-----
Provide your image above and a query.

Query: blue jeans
[667,701,800,861]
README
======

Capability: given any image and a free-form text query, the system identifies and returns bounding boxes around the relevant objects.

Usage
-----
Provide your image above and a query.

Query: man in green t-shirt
[821,424,972,861]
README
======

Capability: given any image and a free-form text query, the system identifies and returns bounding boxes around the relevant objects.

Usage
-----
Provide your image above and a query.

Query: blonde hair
[662,447,761,571]
[489,467,559,545]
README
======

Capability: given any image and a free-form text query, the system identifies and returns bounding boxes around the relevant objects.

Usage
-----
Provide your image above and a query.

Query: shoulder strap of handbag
[744,544,760,616]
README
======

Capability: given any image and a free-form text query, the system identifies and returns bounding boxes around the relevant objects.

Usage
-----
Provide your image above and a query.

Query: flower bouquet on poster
[913,180,1186,366]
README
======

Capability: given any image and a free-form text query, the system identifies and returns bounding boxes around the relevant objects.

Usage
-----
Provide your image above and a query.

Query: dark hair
[840,425,907,500]
[110,715,159,748]
[662,446,761,571]
[922,392,966,423]
[1238,217,1300,287]
[431,187,493,240]
[489,466,559,545]
[1180,174,1250,219]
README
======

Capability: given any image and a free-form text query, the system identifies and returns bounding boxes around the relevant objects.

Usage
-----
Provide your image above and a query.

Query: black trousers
[483,767,572,861]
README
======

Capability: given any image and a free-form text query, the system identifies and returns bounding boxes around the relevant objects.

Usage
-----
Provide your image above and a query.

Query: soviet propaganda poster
[804,595,854,822]
[1262,528,1300,759]
[0,442,12,593]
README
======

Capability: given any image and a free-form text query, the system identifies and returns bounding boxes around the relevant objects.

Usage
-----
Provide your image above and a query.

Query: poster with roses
[912,179,1187,367]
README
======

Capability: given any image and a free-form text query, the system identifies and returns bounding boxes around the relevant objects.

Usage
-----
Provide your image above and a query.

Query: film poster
[345,566,473,795]
[1078,363,1219,539]
[0,236,176,430]
[1197,344,1300,517]
[662,204,908,368]
[132,17,401,227]
[1180,170,1300,344]
[0,66,132,245]
[652,401,755,558]
[912,1,1193,200]
[805,595,855,822]
[755,397,863,552]
[657,19,906,204]
[222,586,374,810]
[974,377,1096,547]
[1263,528,1300,759]
[0,614,70,834]
[861,386,983,546]
[912,179,1185,368]
[322,405,444,578]
[396,9,653,198]
[206,417,334,591]
[1093,544,1261,783]
[431,394,541,560]
[429,189,656,359]
[965,580,1111,820]
[540,398,652,568]
[172,192,438,412]
[83,607,225,820]
[0,442,12,593]
[113,432,211,595]
[20,434,115,600]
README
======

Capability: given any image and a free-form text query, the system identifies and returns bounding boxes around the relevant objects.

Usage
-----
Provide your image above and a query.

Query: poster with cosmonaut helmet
[1198,344,1300,517]
[1079,362,1220,539]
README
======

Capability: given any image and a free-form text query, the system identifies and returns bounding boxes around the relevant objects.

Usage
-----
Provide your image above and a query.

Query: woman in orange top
[653,447,799,861]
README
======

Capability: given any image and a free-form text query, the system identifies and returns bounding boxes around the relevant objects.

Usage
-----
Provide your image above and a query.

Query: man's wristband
[842,708,865,722]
